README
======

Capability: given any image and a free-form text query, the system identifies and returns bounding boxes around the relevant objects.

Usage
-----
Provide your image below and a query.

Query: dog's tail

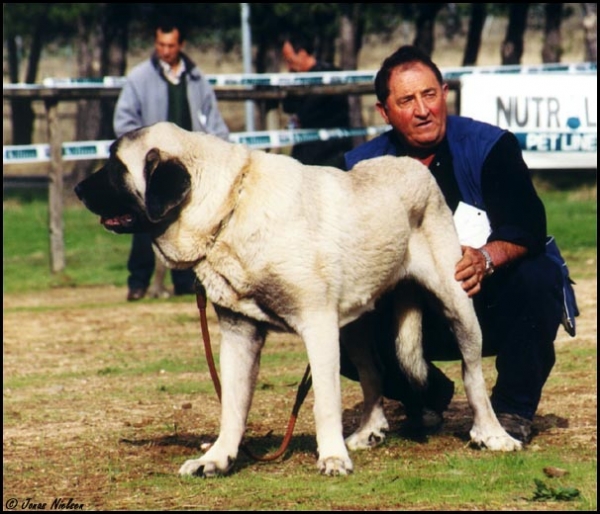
[393,281,428,389]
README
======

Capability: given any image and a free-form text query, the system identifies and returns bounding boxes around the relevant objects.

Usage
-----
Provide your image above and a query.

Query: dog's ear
[144,148,191,222]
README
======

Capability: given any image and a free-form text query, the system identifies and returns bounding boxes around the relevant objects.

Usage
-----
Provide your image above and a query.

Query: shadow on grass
[119,432,318,474]
[534,413,569,432]
[120,433,206,450]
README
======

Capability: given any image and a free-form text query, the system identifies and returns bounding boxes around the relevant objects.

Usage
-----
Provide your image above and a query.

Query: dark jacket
[283,61,352,167]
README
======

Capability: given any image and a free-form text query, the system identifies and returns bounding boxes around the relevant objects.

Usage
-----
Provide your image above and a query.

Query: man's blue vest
[344,115,506,209]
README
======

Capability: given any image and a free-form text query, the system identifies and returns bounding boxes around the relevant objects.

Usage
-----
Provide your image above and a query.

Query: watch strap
[478,247,495,276]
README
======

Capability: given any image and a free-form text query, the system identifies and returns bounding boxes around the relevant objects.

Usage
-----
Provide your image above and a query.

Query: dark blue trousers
[340,252,563,421]
[127,232,196,293]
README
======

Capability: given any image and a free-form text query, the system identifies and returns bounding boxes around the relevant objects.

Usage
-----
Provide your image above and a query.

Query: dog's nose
[74,183,83,200]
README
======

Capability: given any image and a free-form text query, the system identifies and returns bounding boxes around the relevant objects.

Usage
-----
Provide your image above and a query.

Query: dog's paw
[345,427,387,450]
[178,456,234,478]
[469,431,523,452]
[317,456,354,476]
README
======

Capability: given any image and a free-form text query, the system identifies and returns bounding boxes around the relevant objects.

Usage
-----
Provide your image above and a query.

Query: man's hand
[455,246,487,297]
[455,241,528,297]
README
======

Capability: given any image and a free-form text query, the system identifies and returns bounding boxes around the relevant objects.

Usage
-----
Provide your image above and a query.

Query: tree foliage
[3,3,594,146]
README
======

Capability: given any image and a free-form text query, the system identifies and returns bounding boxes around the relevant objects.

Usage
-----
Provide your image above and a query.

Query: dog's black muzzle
[74,166,151,234]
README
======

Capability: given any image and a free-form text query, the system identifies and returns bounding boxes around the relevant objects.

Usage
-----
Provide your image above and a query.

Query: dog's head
[74,124,191,234]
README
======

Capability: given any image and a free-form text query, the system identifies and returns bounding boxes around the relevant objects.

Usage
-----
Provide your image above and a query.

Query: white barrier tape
[440,61,596,79]
[2,127,390,164]
[3,62,595,91]
[229,126,388,149]
[3,141,113,164]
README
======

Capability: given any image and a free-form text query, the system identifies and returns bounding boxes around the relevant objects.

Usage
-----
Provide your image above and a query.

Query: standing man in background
[281,33,353,168]
[114,17,229,301]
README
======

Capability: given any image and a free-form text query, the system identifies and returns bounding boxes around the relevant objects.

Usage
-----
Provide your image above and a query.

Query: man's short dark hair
[374,45,444,104]
[155,16,187,43]
[284,32,315,56]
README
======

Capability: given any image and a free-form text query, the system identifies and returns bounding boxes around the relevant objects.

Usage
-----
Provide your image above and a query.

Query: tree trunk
[413,3,444,56]
[99,3,131,140]
[339,4,365,147]
[542,3,563,63]
[72,12,103,183]
[581,3,597,62]
[462,4,487,66]
[254,41,280,131]
[9,17,46,144]
[7,36,33,145]
[7,36,20,83]
[252,7,282,133]
[501,4,530,65]
[443,3,462,41]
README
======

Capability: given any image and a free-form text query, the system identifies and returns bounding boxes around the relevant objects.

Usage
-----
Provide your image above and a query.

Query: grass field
[2,276,597,510]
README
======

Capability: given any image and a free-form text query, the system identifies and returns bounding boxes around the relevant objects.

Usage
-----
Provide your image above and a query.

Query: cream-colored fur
[85,122,522,477]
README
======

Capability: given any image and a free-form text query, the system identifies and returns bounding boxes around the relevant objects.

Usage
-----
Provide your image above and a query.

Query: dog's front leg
[300,311,353,476]
[179,308,266,477]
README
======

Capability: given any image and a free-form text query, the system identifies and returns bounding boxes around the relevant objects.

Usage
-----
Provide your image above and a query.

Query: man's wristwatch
[478,247,495,276]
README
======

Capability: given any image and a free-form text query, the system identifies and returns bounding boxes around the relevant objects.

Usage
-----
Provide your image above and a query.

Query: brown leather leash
[194,282,312,461]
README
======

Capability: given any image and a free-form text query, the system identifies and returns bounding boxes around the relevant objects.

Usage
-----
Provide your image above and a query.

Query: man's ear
[144,148,191,222]
[375,102,390,125]
[442,82,449,101]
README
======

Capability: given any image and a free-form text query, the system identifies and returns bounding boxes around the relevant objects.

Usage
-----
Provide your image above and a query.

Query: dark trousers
[341,251,563,421]
[127,232,196,292]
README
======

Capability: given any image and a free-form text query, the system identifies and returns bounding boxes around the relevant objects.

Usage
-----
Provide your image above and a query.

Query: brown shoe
[127,288,147,301]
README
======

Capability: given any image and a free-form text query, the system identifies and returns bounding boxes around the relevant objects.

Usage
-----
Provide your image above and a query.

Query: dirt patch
[3,278,597,510]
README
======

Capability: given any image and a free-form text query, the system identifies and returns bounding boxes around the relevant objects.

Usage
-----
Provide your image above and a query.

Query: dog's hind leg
[179,307,266,477]
[412,254,522,451]
[298,310,354,475]
[453,309,523,452]
[340,315,389,450]
[406,192,522,452]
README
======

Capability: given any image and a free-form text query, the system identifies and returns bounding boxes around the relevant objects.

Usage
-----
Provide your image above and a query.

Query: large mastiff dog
[75,122,521,477]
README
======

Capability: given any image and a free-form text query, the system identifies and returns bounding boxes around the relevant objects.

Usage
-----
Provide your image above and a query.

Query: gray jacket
[113,52,229,139]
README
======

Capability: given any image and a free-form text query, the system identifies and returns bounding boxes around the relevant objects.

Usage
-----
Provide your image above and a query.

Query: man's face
[282,41,308,72]
[376,62,449,152]
[155,29,184,67]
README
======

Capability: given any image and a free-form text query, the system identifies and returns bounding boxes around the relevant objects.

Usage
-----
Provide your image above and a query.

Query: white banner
[459,74,597,169]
